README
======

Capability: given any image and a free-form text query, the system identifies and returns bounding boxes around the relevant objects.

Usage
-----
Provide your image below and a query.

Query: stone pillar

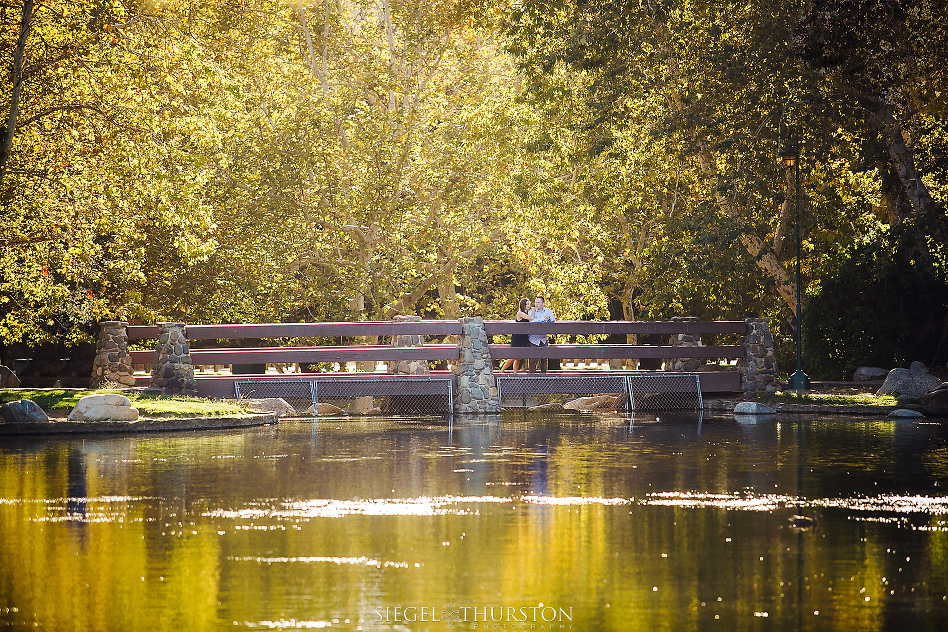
[90,321,136,388]
[666,316,703,371]
[740,318,778,393]
[148,322,196,394]
[453,317,501,413]
[389,315,430,375]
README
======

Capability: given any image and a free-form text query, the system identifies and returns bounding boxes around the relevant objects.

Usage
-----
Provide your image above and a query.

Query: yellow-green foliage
[762,391,901,406]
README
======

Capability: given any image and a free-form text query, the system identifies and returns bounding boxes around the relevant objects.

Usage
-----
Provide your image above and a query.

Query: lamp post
[779,131,810,391]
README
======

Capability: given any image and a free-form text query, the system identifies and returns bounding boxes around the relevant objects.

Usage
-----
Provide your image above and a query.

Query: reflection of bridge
[106,318,777,409]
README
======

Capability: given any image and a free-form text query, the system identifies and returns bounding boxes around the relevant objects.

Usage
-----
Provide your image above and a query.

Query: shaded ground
[704,378,948,417]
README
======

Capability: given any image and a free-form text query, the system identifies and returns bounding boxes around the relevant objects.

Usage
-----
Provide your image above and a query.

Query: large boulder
[349,396,378,415]
[305,402,347,416]
[876,362,943,398]
[529,402,565,411]
[243,398,297,417]
[888,408,925,418]
[563,394,619,411]
[68,394,139,422]
[920,383,948,409]
[852,366,889,381]
[0,365,20,388]
[733,401,776,415]
[0,399,49,423]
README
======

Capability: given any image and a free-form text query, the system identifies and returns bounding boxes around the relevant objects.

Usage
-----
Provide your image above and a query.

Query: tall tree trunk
[772,169,794,257]
[874,103,948,246]
[436,239,460,321]
[878,150,934,276]
[438,278,460,320]
[621,282,638,369]
[656,23,797,313]
[0,0,34,191]
[438,276,460,349]
[879,153,912,226]
[696,147,798,311]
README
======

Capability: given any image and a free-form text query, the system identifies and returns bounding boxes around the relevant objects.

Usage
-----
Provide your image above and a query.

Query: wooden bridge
[113,319,775,402]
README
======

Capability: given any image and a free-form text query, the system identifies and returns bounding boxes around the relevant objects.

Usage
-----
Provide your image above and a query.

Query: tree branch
[0,0,35,190]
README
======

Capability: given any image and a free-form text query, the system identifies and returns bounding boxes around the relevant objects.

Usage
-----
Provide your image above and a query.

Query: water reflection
[0,415,946,630]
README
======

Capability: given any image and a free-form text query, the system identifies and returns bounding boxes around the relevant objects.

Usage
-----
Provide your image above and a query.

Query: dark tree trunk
[879,153,913,226]
[872,103,948,248]
[878,151,934,277]
[0,0,34,191]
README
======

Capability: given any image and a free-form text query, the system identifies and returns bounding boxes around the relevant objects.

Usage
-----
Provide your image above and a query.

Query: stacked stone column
[91,321,136,388]
[666,316,703,371]
[740,318,778,393]
[149,322,197,394]
[389,315,430,375]
[453,317,501,413]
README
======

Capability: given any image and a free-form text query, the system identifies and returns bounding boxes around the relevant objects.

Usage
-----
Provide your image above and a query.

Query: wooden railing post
[148,322,196,395]
[453,317,501,413]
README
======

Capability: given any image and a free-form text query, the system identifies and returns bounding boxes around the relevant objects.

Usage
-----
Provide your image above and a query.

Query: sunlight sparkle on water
[204,494,637,520]
[230,556,409,568]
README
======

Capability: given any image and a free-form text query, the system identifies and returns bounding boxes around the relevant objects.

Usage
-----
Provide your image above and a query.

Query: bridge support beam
[453,317,501,413]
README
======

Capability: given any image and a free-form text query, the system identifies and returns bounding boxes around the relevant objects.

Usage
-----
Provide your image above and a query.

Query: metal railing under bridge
[232,372,702,416]
[497,373,702,412]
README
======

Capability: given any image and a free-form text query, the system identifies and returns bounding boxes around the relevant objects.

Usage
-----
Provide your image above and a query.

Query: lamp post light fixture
[779,131,810,391]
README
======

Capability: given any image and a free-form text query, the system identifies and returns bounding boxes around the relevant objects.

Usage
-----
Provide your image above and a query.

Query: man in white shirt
[528,296,555,373]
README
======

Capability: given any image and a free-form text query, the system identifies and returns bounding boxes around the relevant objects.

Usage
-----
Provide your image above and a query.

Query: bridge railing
[91,317,777,398]
[123,319,746,366]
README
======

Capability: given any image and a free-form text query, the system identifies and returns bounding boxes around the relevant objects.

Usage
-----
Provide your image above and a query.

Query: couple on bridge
[499,296,555,374]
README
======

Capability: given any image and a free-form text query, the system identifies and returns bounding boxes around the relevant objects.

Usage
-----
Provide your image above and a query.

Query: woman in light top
[499,298,533,373]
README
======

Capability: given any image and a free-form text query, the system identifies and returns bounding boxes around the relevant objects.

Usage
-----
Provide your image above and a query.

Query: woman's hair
[519,298,529,312]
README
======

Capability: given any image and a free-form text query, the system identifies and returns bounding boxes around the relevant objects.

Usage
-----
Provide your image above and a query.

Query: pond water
[1,413,947,631]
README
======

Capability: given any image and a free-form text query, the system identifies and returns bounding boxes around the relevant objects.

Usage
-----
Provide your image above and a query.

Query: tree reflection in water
[0,414,947,630]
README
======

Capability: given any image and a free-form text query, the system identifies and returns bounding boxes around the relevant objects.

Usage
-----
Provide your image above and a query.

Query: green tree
[502,0,948,341]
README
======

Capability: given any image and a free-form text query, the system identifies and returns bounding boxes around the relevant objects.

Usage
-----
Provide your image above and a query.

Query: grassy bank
[0,389,250,417]
[761,391,904,407]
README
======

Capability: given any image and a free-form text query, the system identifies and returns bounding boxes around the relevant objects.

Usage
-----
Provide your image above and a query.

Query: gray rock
[243,398,297,417]
[317,402,346,416]
[876,363,943,398]
[734,413,775,423]
[1,399,49,423]
[852,366,889,381]
[563,395,619,411]
[348,396,377,415]
[306,402,347,416]
[887,408,925,418]
[697,363,727,373]
[68,394,139,422]
[920,383,948,408]
[0,365,20,388]
[733,401,777,414]
[529,402,565,411]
